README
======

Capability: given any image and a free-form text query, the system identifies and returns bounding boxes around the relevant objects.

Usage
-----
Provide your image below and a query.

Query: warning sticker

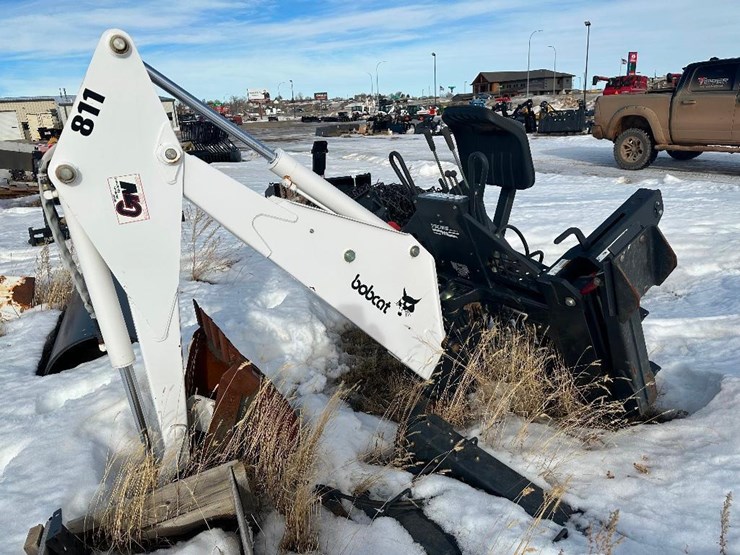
[107,174,150,224]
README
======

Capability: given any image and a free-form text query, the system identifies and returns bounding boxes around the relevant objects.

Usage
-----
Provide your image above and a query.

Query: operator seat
[441,105,535,232]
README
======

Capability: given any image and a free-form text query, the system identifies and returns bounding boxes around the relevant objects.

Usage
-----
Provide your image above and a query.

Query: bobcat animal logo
[397,288,421,317]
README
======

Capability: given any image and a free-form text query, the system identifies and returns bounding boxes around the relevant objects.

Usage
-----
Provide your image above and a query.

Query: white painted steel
[60,207,135,369]
[47,28,446,464]
[184,155,445,378]
[48,29,187,462]
[269,149,389,228]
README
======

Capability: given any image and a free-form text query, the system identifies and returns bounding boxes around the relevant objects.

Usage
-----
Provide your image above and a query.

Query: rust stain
[185,300,298,452]
[0,276,36,315]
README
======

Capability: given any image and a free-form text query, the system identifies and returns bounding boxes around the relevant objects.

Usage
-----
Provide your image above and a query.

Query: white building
[0,95,179,142]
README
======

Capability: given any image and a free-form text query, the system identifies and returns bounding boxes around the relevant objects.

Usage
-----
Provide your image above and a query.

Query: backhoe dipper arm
[47,29,445,464]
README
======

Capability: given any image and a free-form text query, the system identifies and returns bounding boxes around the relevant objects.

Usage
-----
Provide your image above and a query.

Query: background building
[471,70,574,96]
[0,95,179,142]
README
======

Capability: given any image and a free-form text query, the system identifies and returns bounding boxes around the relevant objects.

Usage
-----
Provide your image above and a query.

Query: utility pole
[375,60,387,112]
[583,21,591,108]
[548,45,557,95]
[432,52,437,107]
[527,29,543,97]
[366,72,374,110]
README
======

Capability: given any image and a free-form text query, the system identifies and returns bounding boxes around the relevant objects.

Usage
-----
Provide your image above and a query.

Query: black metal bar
[403,414,577,526]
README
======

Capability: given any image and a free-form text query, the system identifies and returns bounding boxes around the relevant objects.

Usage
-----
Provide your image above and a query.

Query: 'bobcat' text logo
[116,180,142,218]
[397,289,421,317]
[351,274,391,314]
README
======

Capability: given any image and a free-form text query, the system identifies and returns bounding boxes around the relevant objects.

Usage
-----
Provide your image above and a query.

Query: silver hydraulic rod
[145,63,276,162]
[119,365,152,452]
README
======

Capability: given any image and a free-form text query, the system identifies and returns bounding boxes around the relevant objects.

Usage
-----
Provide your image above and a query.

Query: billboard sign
[314,92,328,101]
[247,89,270,102]
[627,52,638,76]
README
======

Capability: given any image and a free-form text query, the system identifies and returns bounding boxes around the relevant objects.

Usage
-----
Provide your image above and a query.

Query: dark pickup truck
[592,57,740,169]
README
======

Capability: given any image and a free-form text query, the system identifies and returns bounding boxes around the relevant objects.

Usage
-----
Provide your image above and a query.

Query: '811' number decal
[71,88,105,137]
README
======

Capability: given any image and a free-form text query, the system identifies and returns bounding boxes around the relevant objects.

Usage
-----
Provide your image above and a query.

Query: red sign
[627,52,638,76]
[314,92,328,101]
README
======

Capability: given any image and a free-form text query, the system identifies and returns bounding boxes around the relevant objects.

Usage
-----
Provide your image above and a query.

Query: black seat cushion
[442,106,535,190]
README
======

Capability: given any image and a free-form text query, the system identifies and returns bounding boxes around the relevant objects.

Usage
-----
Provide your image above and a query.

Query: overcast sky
[1,0,738,101]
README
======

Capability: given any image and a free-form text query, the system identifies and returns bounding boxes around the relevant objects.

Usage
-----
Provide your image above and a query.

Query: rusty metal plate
[186,300,298,454]
[0,275,35,318]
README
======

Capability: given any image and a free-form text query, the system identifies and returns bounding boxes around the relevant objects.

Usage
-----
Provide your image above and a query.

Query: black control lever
[554,227,589,248]
[466,152,489,224]
[388,151,416,196]
[424,129,449,192]
[441,127,470,192]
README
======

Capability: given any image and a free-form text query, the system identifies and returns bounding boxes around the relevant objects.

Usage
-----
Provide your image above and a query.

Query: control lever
[423,129,449,192]
[441,127,470,193]
[389,151,416,196]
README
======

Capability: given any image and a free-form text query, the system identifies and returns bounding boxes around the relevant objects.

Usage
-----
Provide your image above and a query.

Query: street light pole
[583,21,591,108]
[548,45,557,95]
[526,29,543,97]
[290,79,294,118]
[366,72,374,108]
[375,60,387,112]
[432,52,437,107]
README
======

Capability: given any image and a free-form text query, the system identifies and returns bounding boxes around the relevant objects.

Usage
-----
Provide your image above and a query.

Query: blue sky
[1,0,739,101]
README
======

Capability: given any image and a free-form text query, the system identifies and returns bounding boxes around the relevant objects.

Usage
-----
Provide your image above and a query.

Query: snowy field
[1,128,739,554]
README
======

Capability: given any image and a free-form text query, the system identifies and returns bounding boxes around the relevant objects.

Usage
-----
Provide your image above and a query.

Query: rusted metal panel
[0,275,35,317]
[185,300,298,452]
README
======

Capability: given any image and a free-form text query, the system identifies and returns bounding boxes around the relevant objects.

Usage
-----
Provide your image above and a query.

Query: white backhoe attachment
[48,30,445,464]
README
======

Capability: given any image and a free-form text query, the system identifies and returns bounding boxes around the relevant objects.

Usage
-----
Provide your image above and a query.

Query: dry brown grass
[89,379,343,553]
[720,491,733,555]
[90,447,159,552]
[341,319,629,552]
[183,203,240,283]
[587,509,624,554]
[446,321,627,448]
[33,244,73,310]
[513,480,571,555]
[341,319,626,450]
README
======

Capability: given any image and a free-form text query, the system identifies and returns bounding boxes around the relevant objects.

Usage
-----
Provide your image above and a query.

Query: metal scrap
[0,275,35,318]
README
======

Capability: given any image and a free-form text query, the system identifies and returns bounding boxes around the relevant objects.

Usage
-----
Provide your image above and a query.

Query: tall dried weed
[33,244,73,310]
[341,319,626,450]
[183,203,240,283]
[89,379,343,552]
[720,491,733,555]
[587,509,624,554]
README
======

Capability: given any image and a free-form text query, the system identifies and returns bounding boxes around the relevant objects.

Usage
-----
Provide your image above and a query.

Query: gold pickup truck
[592,57,740,169]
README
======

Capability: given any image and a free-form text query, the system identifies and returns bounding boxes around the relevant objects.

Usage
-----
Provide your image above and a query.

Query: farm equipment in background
[31,29,677,551]
[178,117,242,163]
[592,74,648,95]
[510,99,538,132]
[537,100,589,134]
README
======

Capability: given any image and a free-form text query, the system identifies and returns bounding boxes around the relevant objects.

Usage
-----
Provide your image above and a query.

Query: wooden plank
[67,460,256,541]
[23,524,43,555]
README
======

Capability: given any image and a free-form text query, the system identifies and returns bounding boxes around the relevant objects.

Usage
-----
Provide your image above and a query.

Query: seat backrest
[442,106,535,190]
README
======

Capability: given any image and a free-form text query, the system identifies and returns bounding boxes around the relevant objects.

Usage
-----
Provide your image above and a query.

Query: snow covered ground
[1,128,739,554]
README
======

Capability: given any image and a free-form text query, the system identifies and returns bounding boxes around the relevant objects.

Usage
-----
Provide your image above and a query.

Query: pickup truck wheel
[614,128,654,170]
[667,150,702,161]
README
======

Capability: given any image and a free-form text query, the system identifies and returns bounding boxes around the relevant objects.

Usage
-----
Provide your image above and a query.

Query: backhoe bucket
[185,301,298,454]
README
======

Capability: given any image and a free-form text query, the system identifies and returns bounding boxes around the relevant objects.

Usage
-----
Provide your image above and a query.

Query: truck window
[688,64,737,92]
